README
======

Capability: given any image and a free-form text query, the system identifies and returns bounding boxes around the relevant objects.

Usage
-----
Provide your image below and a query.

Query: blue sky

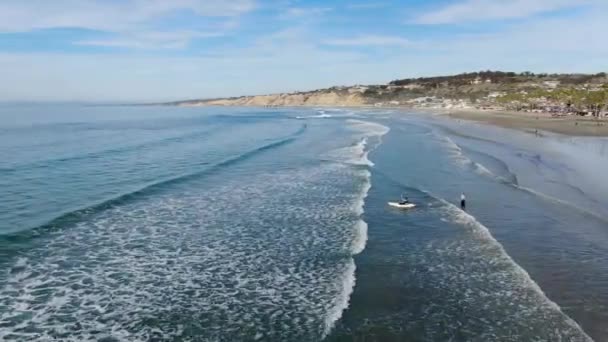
[0,0,606,102]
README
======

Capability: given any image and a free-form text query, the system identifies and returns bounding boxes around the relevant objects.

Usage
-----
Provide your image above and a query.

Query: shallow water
[0,105,606,341]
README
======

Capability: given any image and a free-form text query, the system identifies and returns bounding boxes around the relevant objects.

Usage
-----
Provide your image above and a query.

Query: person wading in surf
[460,192,466,210]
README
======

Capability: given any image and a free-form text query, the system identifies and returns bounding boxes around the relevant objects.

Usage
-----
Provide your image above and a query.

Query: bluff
[169,71,608,114]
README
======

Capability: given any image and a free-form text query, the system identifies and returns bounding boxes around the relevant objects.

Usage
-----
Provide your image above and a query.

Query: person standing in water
[460,192,466,210]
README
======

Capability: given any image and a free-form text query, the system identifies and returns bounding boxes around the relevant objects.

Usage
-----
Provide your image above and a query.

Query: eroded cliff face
[182,91,368,107]
[173,72,608,111]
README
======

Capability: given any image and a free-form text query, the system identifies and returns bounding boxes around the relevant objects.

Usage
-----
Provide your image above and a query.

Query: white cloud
[0,0,256,32]
[2,12,607,104]
[74,31,224,49]
[1,0,606,102]
[282,7,332,18]
[324,35,411,47]
[434,9,608,54]
[415,0,588,24]
[0,0,254,49]
[0,44,370,102]
[346,3,388,10]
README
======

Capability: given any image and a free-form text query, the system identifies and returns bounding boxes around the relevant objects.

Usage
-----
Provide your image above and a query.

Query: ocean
[0,104,607,341]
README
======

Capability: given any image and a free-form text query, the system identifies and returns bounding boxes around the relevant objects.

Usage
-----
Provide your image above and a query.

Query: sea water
[0,104,606,341]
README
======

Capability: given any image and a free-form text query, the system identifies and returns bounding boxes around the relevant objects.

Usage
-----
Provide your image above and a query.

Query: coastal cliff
[171,71,608,115]
[179,90,367,107]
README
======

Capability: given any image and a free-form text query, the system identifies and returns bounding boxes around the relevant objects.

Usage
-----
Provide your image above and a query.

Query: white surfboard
[388,202,416,209]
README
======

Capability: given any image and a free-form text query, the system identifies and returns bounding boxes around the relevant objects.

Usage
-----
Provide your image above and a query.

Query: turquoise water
[0,105,607,341]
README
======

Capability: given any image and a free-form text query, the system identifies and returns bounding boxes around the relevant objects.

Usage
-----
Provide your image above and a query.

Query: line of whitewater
[0,126,222,173]
[435,197,594,341]
[1,124,307,239]
[441,135,608,223]
[323,119,390,337]
[433,133,595,339]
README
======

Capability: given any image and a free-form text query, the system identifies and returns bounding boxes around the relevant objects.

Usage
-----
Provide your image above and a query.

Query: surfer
[389,195,416,209]
[460,192,466,210]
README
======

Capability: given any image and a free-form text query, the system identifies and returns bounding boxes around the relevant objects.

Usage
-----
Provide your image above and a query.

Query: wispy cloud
[0,0,606,102]
[0,0,254,49]
[0,0,256,32]
[346,3,388,10]
[415,0,588,24]
[324,35,411,47]
[282,7,332,18]
[74,31,225,50]
[441,10,608,54]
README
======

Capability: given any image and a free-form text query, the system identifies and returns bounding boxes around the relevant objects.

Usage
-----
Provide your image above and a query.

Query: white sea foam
[472,161,494,177]
[323,259,356,337]
[440,135,500,179]
[346,119,390,137]
[351,170,371,255]
[353,170,372,216]
[513,183,607,223]
[437,199,593,341]
[298,108,360,119]
[351,220,368,255]
[326,119,390,167]
[440,135,606,222]
[0,117,390,341]
[318,121,388,337]
[441,135,469,164]
[13,256,28,268]
[0,153,382,341]
[0,163,368,341]
[295,113,333,119]
[353,138,373,166]
[323,138,372,167]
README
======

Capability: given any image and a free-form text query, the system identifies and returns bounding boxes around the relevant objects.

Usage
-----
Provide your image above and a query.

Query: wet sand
[442,109,608,137]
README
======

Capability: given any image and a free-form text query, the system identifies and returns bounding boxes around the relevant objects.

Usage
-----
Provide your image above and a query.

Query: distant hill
[171,71,608,116]
[389,71,607,87]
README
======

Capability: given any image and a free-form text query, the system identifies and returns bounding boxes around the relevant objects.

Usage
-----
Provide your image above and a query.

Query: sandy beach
[442,109,608,137]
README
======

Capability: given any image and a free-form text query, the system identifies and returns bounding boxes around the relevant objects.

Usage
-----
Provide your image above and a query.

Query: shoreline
[175,102,608,137]
[439,108,608,137]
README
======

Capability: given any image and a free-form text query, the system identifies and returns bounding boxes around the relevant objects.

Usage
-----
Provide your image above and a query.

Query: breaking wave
[1,124,308,239]
[439,135,607,223]
[0,118,389,341]
[434,196,593,341]
[321,120,389,336]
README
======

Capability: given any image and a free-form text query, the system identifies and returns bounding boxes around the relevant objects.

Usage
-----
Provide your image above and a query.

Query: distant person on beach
[460,193,466,210]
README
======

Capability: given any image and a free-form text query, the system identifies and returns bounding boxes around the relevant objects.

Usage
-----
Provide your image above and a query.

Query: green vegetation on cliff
[172,71,608,114]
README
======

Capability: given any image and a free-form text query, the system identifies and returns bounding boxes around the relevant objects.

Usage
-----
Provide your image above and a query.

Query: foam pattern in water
[427,203,592,341]
[356,198,591,341]
[332,196,592,341]
[0,161,369,341]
